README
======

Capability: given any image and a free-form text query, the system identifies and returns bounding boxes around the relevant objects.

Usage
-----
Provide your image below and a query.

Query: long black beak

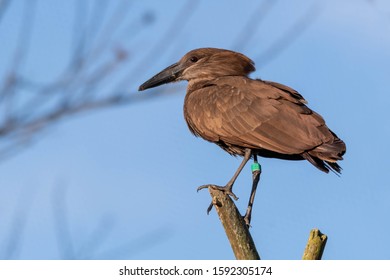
[138,62,184,91]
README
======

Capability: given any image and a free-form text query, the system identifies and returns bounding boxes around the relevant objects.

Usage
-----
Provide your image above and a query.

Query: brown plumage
[139,47,346,173]
[139,48,346,224]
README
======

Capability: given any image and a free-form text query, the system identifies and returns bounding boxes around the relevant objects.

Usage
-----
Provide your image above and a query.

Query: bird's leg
[197,149,252,214]
[243,155,261,226]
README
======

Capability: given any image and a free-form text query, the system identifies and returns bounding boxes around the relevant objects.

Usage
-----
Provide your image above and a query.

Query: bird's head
[138,48,255,91]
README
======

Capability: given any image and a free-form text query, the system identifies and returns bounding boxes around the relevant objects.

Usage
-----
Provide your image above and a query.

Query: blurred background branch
[0,0,317,162]
[0,0,199,160]
[0,0,333,259]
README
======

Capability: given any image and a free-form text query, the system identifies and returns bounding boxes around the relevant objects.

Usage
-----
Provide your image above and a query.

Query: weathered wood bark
[302,228,327,260]
[208,188,260,260]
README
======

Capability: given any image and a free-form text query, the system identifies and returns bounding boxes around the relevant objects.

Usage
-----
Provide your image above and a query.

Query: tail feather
[302,153,331,173]
[303,137,346,174]
[312,138,346,161]
[326,161,342,174]
[302,153,343,174]
[302,131,346,174]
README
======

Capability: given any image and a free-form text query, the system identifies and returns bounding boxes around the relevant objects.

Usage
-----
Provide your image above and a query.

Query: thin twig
[255,3,321,69]
[0,0,10,24]
[117,0,200,89]
[231,0,277,51]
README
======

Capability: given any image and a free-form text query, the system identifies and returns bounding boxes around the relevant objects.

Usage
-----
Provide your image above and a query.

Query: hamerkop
[139,48,346,224]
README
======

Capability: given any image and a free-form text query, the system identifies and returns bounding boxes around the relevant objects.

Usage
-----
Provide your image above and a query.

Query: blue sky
[0,0,389,259]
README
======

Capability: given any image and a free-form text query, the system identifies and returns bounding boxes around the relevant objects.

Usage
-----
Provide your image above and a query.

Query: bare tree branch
[0,1,178,160]
[52,182,76,259]
[117,0,201,89]
[302,228,327,260]
[208,188,260,260]
[0,0,316,162]
[0,0,10,25]
[1,186,35,259]
[255,3,321,69]
[231,0,277,51]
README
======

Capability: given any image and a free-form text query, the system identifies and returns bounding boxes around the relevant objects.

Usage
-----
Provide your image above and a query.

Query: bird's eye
[189,56,198,63]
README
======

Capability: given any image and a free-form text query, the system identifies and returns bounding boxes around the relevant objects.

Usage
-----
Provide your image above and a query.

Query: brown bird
[139,48,346,224]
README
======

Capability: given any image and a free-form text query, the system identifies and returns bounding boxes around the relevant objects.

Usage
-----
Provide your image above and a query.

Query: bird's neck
[187,78,216,95]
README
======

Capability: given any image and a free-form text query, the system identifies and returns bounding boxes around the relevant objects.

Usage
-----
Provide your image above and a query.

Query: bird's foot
[197,184,239,200]
[243,212,252,228]
[197,184,239,215]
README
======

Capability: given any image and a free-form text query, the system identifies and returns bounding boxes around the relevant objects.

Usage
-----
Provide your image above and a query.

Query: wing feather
[184,76,335,155]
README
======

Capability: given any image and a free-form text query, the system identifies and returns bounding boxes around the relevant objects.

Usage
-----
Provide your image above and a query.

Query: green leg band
[251,162,261,172]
